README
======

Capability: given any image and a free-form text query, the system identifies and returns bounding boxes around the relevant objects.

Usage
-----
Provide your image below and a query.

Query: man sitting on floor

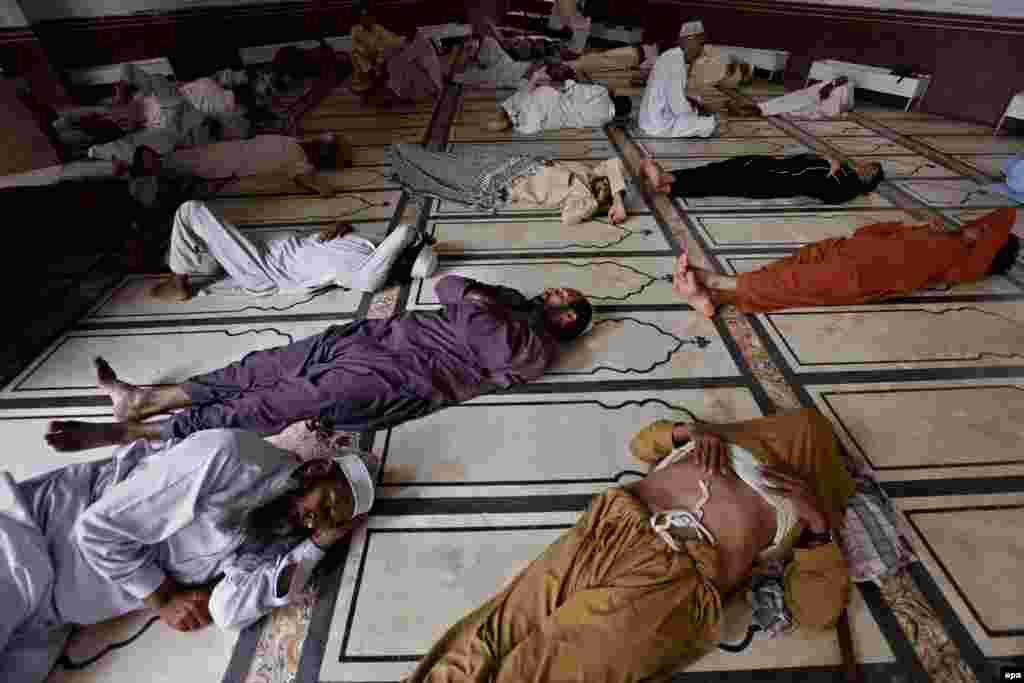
[45,276,593,451]
[672,207,1019,317]
[487,78,632,134]
[151,201,438,301]
[1,429,375,682]
[638,20,719,138]
[349,1,445,103]
[640,155,884,205]
[407,408,854,683]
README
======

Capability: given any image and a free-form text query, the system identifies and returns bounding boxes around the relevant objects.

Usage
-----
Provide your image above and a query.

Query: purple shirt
[355,275,560,403]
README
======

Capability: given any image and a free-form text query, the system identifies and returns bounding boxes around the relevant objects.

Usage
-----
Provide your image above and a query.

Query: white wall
[0,0,29,27]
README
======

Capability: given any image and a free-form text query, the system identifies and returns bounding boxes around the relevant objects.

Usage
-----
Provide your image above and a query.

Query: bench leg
[995,113,1006,137]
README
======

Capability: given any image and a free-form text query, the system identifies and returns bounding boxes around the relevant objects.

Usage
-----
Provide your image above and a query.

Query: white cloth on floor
[759,80,855,119]
[638,47,717,138]
[454,36,531,88]
[501,80,615,134]
[168,200,418,295]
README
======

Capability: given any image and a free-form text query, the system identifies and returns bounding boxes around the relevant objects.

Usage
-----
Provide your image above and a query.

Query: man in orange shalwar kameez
[674,207,1019,317]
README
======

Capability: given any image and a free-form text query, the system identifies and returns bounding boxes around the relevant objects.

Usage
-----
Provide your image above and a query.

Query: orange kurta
[719,207,1016,313]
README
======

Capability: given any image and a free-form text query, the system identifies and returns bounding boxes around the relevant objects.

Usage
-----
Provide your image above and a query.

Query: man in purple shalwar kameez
[45,276,592,452]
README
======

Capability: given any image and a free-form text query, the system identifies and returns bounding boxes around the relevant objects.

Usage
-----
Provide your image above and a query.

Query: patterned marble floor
[7,53,1022,683]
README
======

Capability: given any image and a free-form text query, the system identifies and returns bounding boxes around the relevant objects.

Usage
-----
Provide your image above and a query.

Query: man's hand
[312,513,367,549]
[317,221,354,243]
[157,588,213,632]
[825,157,842,180]
[760,467,828,532]
[607,201,627,225]
[689,426,734,478]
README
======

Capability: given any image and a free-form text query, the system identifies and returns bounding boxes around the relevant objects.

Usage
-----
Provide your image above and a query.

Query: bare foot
[95,357,148,422]
[45,420,128,452]
[149,275,194,303]
[673,254,717,318]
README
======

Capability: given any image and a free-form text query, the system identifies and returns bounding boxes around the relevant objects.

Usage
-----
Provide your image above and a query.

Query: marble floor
[9,52,1022,683]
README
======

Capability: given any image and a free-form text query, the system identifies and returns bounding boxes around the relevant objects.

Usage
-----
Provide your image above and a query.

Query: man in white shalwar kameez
[153,200,438,301]
[491,80,631,134]
[637,20,718,138]
[0,429,376,682]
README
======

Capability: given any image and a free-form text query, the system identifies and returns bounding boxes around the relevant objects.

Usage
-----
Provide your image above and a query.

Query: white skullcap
[679,20,704,37]
[334,451,376,516]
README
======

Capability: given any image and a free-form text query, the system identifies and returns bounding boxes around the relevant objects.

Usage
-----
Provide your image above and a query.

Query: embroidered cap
[679,20,705,37]
[334,452,376,517]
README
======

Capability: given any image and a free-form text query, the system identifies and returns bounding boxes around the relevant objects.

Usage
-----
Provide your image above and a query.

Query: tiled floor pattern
[6,63,1021,683]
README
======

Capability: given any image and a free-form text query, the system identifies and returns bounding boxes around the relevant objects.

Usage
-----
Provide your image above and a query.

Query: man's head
[131,145,162,177]
[589,175,613,208]
[290,453,375,533]
[612,95,633,119]
[539,287,593,341]
[677,20,706,62]
[853,161,884,191]
[300,133,343,171]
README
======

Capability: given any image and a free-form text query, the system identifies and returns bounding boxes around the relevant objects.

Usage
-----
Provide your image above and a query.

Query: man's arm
[73,432,246,610]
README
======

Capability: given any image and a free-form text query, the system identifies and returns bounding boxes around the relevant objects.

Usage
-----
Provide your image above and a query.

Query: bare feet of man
[95,357,148,422]
[45,420,128,452]
[672,254,716,319]
[149,274,194,303]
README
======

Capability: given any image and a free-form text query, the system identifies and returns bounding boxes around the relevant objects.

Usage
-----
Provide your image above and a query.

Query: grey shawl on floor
[388,143,543,212]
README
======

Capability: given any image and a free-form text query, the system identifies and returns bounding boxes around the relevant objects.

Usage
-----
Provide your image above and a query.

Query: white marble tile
[758,301,1024,373]
[408,257,680,308]
[894,492,1024,658]
[824,136,917,156]
[432,187,651,217]
[918,136,1024,155]
[449,140,618,159]
[428,214,672,255]
[638,138,810,158]
[804,380,1024,474]
[677,191,893,211]
[690,210,919,249]
[83,276,365,324]
[48,610,238,683]
[2,322,330,398]
[894,179,1020,208]
[378,387,760,496]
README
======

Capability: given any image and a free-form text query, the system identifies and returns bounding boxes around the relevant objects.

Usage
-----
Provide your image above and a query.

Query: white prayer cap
[334,452,376,516]
[679,20,705,37]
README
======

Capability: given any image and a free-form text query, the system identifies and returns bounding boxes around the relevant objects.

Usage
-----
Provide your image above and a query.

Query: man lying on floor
[487,77,632,134]
[57,63,251,163]
[638,20,719,138]
[128,131,352,200]
[641,155,884,205]
[723,77,856,120]
[388,142,630,225]
[150,201,438,301]
[407,408,853,683]
[1,429,375,682]
[673,207,1019,317]
[45,275,593,451]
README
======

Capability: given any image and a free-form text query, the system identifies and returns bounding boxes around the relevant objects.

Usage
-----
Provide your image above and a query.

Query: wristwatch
[796,526,833,549]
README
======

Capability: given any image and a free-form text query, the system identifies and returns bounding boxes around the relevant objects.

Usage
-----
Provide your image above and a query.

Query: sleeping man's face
[590,176,612,207]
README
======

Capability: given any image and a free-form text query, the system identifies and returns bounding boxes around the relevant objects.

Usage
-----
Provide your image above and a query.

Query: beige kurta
[507,158,626,225]
[164,135,314,180]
